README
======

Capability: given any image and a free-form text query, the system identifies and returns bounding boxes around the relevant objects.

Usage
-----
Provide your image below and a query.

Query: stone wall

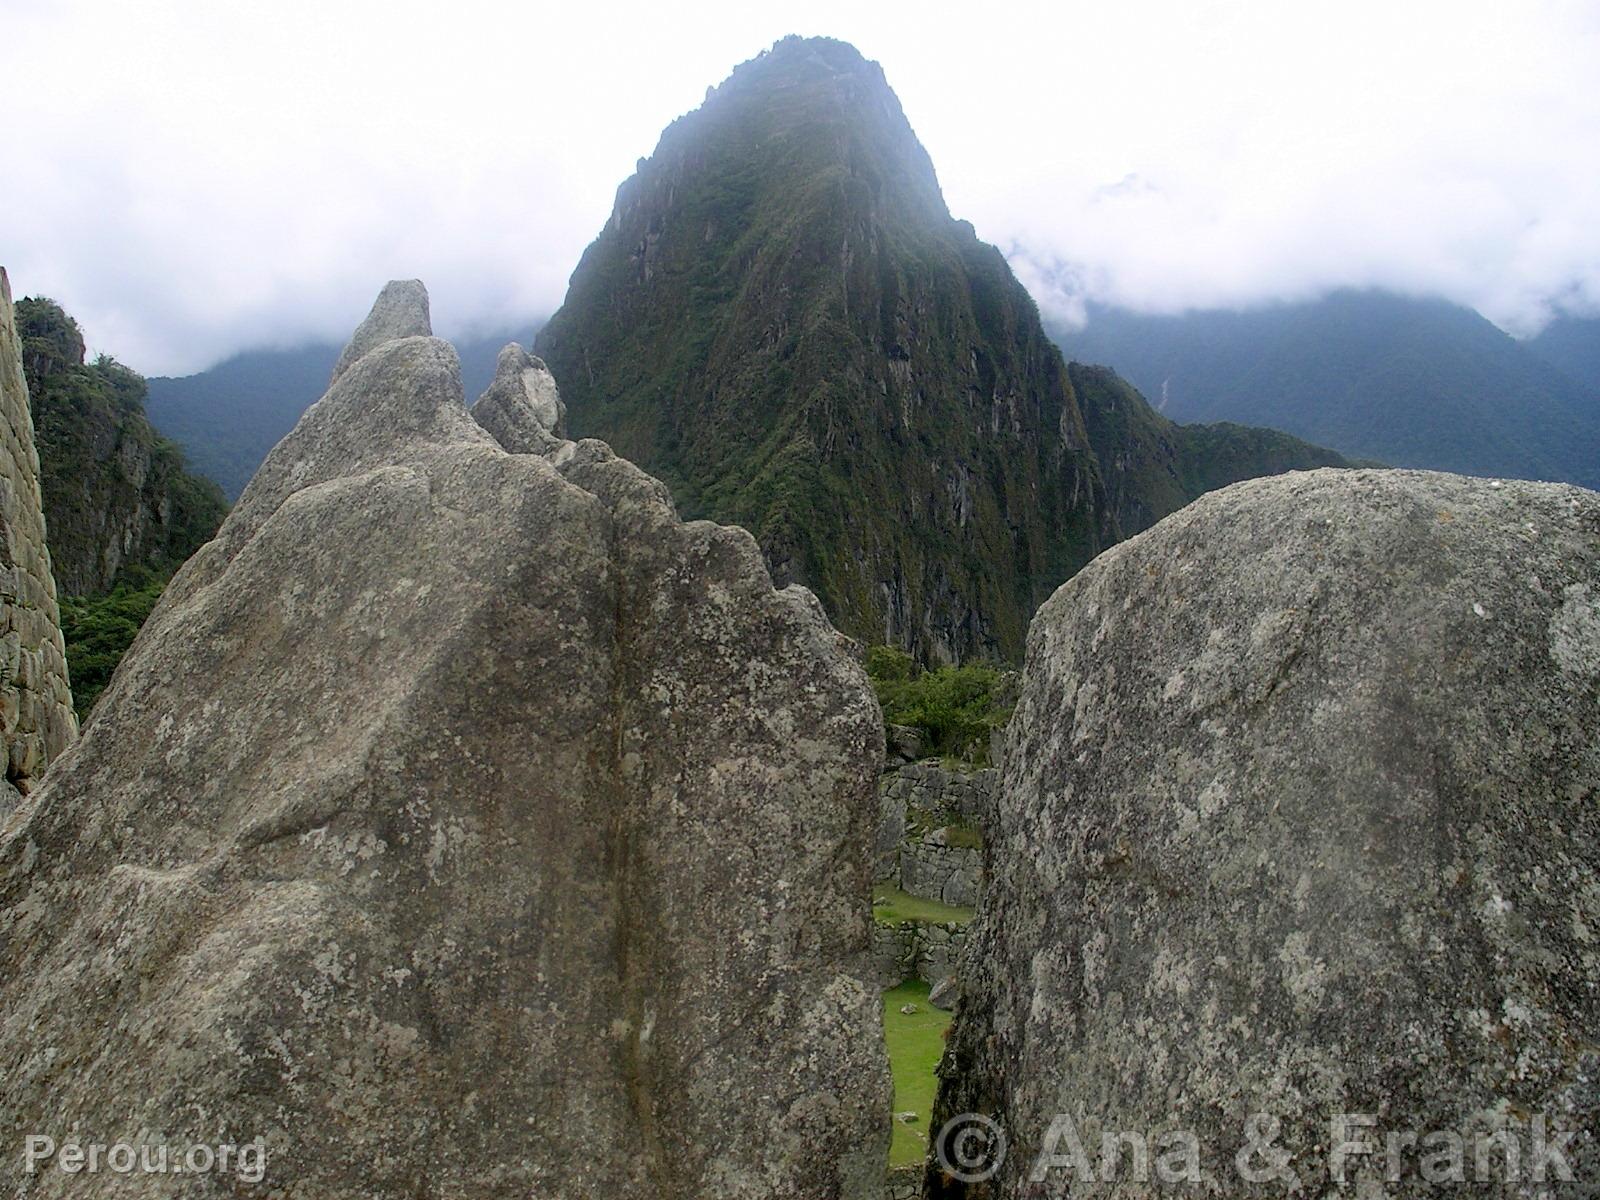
[0,267,74,813]
[875,760,992,905]
[870,918,970,989]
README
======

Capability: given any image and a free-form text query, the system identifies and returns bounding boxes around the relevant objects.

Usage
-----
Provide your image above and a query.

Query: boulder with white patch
[931,469,1600,1198]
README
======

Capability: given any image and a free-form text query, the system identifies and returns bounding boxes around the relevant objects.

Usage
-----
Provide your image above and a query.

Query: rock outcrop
[0,282,889,1198]
[472,342,567,453]
[933,469,1599,1197]
[0,268,75,811]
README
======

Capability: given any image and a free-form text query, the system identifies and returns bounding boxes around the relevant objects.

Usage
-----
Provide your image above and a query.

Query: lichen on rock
[0,281,889,1198]
[933,468,1600,1197]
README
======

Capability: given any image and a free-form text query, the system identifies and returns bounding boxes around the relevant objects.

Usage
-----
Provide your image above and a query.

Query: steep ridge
[537,36,1345,663]
[0,281,889,1198]
[13,296,226,595]
[0,269,76,811]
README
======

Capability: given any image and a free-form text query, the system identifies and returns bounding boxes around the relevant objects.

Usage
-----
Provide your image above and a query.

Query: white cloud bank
[3,0,1597,373]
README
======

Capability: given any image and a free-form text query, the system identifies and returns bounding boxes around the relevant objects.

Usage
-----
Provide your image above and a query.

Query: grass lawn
[872,884,975,927]
[883,979,952,1168]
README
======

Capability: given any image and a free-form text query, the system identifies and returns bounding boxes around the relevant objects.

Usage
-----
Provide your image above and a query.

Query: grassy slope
[883,980,952,1168]
[872,884,974,927]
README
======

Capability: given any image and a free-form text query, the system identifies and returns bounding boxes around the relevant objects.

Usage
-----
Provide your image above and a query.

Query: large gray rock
[0,267,75,812]
[0,282,889,1198]
[472,342,567,450]
[933,469,1599,1197]
[327,278,431,384]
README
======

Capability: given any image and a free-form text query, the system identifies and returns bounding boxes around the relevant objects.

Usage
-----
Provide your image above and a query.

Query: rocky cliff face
[537,36,1345,663]
[0,281,889,1198]
[932,469,1599,1197]
[0,268,75,812]
[14,297,226,596]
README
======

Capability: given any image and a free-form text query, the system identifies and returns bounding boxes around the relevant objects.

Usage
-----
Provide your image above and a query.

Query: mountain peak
[618,34,947,233]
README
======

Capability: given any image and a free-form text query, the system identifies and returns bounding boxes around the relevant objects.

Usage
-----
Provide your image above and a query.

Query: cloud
[2,0,1597,373]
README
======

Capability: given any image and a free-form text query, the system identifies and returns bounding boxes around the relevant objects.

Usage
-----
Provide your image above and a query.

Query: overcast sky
[4,0,1598,375]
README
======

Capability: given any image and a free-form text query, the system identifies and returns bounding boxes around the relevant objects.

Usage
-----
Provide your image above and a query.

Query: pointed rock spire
[472,342,568,453]
[329,278,431,384]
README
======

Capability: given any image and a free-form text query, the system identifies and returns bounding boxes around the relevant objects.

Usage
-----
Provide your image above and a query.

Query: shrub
[865,647,1011,765]
[59,567,170,720]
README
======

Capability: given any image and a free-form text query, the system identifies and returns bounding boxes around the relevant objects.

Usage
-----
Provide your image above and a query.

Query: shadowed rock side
[931,470,1599,1197]
[0,267,75,812]
[0,282,890,1198]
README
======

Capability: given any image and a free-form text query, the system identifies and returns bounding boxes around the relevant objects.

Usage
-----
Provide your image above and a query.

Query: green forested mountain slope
[16,297,226,597]
[1054,292,1600,489]
[1526,315,1600,403]
[538,36,1343,661]
[1070,363,1348,534]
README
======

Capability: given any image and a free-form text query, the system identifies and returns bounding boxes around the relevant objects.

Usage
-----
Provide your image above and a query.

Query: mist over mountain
[1052,290,1600,489]
[146,326,540,498]
[537,36,1343,662]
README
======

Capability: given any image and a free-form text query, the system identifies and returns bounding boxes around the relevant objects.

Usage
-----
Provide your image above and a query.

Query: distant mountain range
[133,39,1600,667]
[1051,292,1600,489]
[146,327,540,498]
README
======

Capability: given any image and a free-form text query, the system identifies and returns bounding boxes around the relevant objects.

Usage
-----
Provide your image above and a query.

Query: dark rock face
[538,36,1345,664]
[12,295,226,596]
[0,268,75,809]
[0,282,890,1198]
[933,470,1600,1197]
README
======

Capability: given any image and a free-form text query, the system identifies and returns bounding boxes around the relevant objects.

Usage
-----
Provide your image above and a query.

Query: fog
[4,0,1596,374]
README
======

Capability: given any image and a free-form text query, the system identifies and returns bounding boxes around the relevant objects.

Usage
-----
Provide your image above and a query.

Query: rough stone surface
[881,761,995,830]
[886,724,925,763]
[898,830,980,909]
[328,278,431,384]
[0,267,75,808]
[932,469,1600,1197]
[926,975,958,1011]
[473,343,567,450]
[0,282,889,1198]
[871,919,969,989]
[875,762,989,905]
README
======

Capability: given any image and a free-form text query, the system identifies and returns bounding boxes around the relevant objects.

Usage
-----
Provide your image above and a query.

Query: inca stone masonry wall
[0,267,75,813]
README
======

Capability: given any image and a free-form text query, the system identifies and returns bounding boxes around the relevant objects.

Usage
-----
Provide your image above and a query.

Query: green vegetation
[536,35,1351,664]
[872,884,974,927]
[15,297,227,596]
[1056,291,1600,490]
[866,646,1011,765]
[59,567,169,719]
[535,36,1107,663]
[883,980,952,1167]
